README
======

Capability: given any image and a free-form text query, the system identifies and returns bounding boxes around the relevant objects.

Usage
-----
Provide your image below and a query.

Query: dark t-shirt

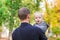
[12,22,47,40]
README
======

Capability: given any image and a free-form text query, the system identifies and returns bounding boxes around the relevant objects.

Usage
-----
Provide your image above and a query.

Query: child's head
[34,12,44,24]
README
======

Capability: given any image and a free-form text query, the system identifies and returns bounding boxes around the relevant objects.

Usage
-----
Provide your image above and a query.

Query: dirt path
[0,38,9,40]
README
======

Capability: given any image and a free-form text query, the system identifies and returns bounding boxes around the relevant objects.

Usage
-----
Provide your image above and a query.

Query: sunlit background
[0,0,60,40]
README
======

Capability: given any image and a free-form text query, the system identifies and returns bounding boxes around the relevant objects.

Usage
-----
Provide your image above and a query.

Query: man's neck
[21,20,29,23]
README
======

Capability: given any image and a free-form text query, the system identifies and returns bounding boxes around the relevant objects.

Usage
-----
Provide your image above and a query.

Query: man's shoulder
[33,26,44,32]
[12,27,20,35]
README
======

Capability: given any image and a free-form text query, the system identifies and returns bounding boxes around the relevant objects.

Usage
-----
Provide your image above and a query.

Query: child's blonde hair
[34,11,44,17]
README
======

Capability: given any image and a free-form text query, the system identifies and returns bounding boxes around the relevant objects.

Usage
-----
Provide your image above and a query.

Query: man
[12,7,47,40]
[33,12,49,34]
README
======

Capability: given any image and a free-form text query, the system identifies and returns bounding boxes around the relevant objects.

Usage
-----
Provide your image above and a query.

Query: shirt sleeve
[12,31,16,40]
[37,28,47,40]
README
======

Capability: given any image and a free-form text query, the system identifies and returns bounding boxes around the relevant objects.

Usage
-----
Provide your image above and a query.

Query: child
[33,12,49,34]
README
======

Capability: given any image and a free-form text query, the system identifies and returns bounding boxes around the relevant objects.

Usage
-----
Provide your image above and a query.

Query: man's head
[34,12,44,24]
[18,7,30,22]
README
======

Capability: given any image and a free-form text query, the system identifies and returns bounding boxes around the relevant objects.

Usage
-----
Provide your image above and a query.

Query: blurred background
[0,0,60,40]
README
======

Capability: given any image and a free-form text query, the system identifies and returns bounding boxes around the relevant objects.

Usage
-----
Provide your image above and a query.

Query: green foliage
[0,0,41,33]
[56,37,60,40]
[52,27,60,34]
[0,27,3,32]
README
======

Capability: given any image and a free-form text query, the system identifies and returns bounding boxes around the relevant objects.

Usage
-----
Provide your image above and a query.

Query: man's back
[12,22,47,40]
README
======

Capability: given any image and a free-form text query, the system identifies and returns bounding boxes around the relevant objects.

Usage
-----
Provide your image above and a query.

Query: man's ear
[27,14,30,19]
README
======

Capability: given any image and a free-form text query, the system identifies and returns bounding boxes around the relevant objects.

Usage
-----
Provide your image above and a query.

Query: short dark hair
[18,7,30,20]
